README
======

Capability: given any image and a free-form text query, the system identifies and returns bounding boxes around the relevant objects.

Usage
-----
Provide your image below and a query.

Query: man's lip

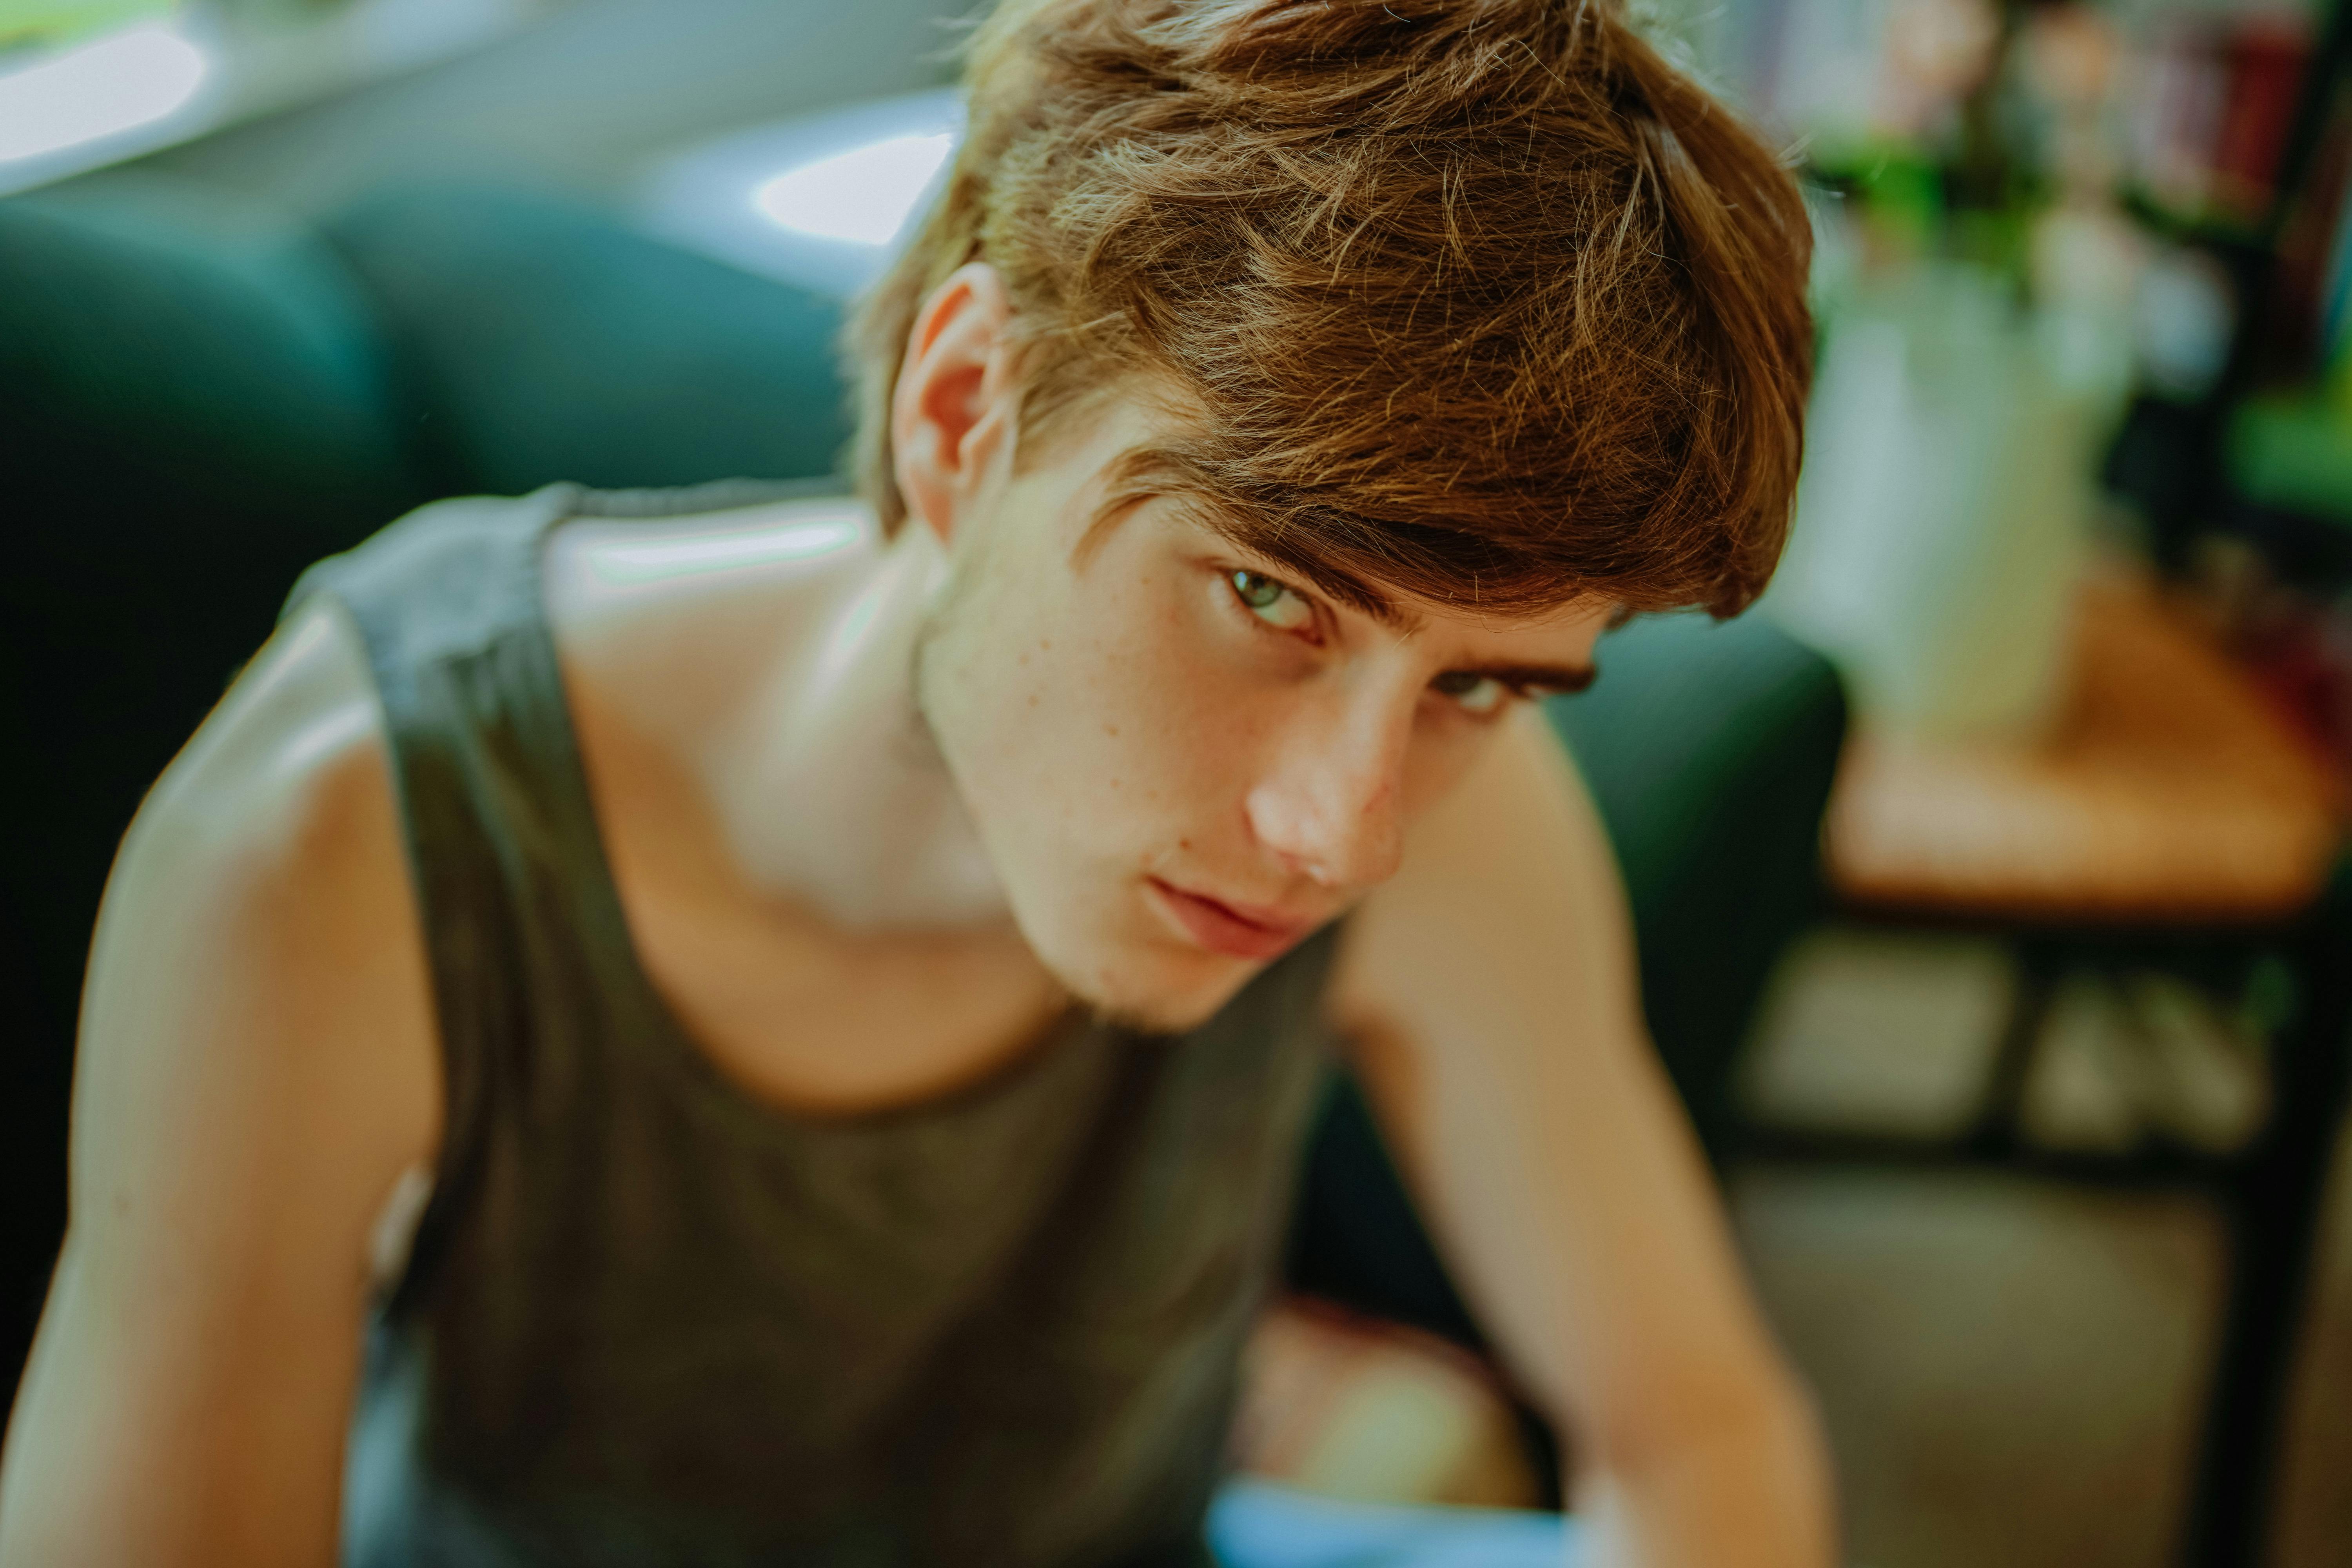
[1146,878,1316,961]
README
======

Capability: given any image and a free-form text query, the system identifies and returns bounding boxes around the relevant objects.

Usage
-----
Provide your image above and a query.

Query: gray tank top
[292,483,1340,1568]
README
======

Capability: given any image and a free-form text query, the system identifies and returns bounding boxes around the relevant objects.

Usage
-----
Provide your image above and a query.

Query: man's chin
[1047,944,1261,1038]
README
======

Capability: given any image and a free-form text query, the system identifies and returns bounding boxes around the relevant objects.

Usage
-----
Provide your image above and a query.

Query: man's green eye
[1231,570,1311,631]
[1432,670,1510,714]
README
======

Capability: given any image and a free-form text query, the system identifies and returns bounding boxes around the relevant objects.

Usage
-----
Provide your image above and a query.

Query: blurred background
[2,0,2350,1564]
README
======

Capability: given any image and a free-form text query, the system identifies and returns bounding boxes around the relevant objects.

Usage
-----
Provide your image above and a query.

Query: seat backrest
[323,183,855,498]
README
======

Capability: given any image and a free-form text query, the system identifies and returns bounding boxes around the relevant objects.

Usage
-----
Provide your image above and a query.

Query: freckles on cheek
[1009,559,1238,811]
[1011,645,1063,752]
[1122,607,1247,795]
[985,635,1122,804]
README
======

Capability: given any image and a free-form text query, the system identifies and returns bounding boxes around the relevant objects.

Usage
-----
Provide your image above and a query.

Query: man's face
[915,401,1616,1033]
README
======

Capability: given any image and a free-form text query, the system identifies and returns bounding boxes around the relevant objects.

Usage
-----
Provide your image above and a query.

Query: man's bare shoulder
[143,598,394,852]
[85,594,441,1181]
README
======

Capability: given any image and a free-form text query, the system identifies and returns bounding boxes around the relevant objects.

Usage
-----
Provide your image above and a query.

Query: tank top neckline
[511,496,1107,1141]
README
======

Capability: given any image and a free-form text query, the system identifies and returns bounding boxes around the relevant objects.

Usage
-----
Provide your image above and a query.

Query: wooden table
[1799,570,2348,1568]
[1826,571,2341,924]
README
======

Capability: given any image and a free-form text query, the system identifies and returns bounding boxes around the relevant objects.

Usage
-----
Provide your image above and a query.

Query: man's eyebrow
[1278,557,1409,625]
[1445,660,1600,693]
[1089,468,1410,624]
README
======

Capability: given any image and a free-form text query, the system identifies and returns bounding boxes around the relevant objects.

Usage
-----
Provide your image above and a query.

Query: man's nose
[1241,695,1410,893]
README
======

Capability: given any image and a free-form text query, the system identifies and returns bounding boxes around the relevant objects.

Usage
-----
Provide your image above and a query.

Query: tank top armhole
[278,489,591,1319]
[312,581,503,1319]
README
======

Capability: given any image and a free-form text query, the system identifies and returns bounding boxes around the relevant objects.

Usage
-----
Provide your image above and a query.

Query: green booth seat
[322,183,853,498]
[0,172,431,1397]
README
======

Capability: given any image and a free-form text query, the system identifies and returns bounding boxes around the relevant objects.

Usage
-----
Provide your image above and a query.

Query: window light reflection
[0,21,210,164]
[751,131,956,247]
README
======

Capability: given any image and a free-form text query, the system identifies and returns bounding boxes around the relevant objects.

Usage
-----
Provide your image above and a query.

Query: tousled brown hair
[853,0,1813,618]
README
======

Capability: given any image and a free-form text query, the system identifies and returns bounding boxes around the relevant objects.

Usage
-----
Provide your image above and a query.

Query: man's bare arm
[1332,704,1836,1568]
[0,602,441,1568]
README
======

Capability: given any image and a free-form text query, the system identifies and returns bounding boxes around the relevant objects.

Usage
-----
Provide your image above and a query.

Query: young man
[0,0,1830,1564]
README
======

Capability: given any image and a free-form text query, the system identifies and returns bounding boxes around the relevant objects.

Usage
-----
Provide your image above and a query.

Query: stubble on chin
[1083,984,1230,1040]
[1066,939,1269,1038]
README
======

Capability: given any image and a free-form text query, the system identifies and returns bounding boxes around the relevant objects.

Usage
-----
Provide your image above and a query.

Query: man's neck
[541,497,1012,935]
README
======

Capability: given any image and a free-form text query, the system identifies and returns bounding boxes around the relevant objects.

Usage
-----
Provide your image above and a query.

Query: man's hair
[853,0,1813,618]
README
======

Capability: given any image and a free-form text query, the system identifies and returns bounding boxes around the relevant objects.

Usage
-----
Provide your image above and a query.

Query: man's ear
[892,262,1018,548]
